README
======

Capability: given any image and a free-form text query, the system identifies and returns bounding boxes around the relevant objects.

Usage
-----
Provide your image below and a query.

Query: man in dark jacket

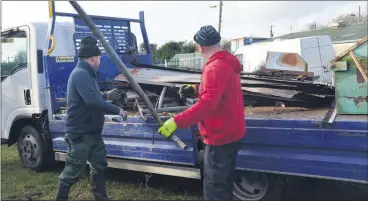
[158,25,245,200]
[55,36,127,201]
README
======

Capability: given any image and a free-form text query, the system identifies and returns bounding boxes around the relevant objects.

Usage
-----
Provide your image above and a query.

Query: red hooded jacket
[174,51,245,145]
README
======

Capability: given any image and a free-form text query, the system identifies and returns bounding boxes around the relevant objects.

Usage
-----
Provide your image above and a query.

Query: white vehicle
[235,36,336,84]
[1,21,75,147]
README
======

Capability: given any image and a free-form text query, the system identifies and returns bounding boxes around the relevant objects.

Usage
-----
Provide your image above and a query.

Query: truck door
[1,26,33,139]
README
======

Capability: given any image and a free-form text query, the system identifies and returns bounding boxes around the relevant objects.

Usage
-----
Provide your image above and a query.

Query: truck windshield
[1,30,28,81]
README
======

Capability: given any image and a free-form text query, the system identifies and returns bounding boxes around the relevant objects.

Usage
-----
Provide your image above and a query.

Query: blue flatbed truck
[1,3,367,200]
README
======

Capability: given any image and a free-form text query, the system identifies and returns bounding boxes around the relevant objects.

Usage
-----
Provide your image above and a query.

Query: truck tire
[17,125,46,172]
[233,171,282,201]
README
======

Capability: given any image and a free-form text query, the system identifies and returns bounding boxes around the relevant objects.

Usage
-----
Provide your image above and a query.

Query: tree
[138,40,234,62]
[221,39,231,52]
[1,61,15,76]
[304,5,368,29]
[306,21,318,30]
[14,50,27,64]
[181,41,196,54]
[139,43,158,54]
[332,13,368,25]
[139,41,196,61]
[155,41,183,61]
[332,4,368,25]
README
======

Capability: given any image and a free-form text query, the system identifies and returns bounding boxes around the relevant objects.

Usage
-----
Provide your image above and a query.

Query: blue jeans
[203,139,242,201]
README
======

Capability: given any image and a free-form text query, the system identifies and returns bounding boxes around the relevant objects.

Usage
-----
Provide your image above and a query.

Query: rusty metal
[117,49,335,109]
[114,65,334,107]
[344,96,368,106]
[265,52,309,76]
[115,67,333,95]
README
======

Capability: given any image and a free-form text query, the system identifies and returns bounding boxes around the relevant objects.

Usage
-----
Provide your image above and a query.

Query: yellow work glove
[158,118,177,138]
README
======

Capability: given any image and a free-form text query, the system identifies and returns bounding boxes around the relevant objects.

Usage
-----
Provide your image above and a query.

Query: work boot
[55,179,71,201]
[91,171,110,201]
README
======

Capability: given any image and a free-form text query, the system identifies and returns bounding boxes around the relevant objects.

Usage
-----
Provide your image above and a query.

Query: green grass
[1,145,201,200]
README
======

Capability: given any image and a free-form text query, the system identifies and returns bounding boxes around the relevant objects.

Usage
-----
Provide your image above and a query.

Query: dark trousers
[56,133,109,201]
[59,133,108,183]
[203,139,242,201]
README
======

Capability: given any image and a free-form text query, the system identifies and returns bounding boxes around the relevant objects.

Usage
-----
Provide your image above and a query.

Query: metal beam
[142,106,190,114]
[55,152,201,179]
[54,12,142,23]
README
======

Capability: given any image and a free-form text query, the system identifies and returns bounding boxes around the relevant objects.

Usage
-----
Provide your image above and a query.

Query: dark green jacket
[65,60,120,134]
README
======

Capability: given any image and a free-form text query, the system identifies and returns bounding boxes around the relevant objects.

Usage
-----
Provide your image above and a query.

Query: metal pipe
[142,106,190,114]
[69,1,188,150]
[158,87,167,108]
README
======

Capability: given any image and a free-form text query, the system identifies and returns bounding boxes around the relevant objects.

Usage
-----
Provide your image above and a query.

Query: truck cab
[1,23,47,145]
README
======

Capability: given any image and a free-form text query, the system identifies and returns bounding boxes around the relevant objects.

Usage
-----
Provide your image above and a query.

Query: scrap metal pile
[108,59,335,112]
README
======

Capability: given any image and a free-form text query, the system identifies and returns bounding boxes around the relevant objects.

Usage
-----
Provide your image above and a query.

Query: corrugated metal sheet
[114,64,335,107]
[271,23,367,43]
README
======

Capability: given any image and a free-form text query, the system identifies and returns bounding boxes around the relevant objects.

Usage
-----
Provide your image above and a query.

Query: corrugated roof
[231,36,270,41]
[271,23,368,42]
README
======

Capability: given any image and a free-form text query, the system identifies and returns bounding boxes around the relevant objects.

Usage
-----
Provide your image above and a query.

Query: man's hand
[119,109,128,121]
[104,88,125,102]
[178,84,195,99]
[158,118,177,138]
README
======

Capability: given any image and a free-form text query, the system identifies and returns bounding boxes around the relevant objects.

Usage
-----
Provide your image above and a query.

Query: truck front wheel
[17,125,46,172]
[233,171,282,201]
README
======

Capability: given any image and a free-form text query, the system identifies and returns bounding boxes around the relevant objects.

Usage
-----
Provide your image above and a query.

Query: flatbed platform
[243,107,367,122]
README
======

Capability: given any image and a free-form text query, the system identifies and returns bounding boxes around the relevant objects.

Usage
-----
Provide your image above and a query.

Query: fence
[153,52,243,71]
[154,53,205,71]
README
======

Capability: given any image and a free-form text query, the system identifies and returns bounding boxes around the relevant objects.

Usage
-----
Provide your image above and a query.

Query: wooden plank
[331,36,368,63]
[350,51,368,82]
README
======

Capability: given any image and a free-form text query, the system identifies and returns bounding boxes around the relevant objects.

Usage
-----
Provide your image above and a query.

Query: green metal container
[330,37,368,115]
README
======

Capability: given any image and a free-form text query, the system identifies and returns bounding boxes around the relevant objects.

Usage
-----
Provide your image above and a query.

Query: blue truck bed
[51,107,368,184]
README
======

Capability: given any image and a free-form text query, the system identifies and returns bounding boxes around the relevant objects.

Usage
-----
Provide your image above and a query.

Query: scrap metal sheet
[114,68,304,87]
[113,67,334,102]
[242,87,300,99]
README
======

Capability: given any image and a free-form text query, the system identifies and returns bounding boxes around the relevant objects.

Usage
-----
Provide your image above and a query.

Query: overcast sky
[2,1,367,46]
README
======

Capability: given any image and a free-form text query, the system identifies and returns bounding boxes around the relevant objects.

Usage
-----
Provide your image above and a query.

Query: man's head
[77,36,102,71]
[193,25,223,60]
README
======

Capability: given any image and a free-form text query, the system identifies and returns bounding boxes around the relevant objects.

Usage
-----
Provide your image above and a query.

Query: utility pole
[358,5,361,24]
[210,1,223,34]
[290,26,292,34]
[218,0,223,34]
[270,25,274,38]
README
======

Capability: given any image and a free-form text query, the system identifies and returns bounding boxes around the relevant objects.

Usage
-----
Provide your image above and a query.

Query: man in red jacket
[158,25,245,200]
